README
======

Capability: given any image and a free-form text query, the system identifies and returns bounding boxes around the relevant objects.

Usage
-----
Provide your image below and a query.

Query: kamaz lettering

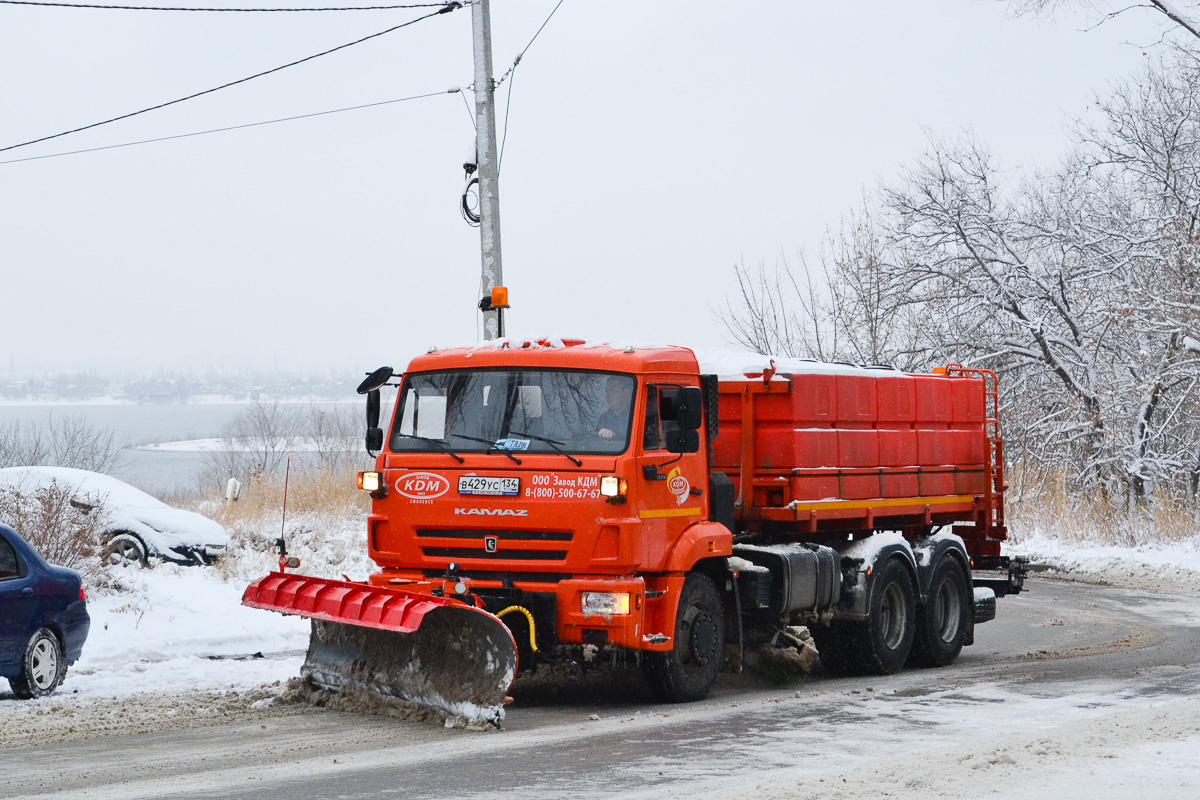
[454,508,530,517]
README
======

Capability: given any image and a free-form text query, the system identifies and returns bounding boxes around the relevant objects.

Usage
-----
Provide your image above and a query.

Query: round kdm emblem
[395,472,450,500]
[667,467,690,505]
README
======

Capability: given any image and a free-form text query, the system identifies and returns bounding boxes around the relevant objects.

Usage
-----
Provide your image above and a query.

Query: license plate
[458,476,521,496]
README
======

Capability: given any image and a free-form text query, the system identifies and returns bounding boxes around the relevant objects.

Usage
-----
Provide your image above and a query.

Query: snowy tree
[1003,1,1200,41]
[721,51,1200,504]
[720,208,925,370]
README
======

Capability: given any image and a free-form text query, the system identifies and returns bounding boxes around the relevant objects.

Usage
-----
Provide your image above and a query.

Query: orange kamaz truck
[244,338,1025,723]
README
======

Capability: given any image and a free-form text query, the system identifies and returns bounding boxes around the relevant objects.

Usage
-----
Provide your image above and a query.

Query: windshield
[390,369,637,455]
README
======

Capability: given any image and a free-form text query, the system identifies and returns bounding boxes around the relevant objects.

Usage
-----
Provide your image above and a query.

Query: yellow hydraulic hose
[496,605,539,653]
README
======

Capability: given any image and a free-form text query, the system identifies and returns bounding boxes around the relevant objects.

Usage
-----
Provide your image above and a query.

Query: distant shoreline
[0,396,358,408]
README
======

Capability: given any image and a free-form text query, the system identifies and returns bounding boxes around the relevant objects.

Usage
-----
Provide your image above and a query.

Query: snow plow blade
[242,573,517,725]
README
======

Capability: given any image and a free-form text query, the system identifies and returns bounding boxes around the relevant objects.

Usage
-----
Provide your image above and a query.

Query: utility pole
[472,0,505,340]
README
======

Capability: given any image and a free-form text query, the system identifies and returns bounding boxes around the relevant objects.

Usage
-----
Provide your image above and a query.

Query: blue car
[0,524,90,698]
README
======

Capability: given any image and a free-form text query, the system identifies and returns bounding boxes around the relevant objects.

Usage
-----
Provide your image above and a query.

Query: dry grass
[1007,469,1200,546]
[175,468,374,582]
[0,483,107,580]
[189,468,368,527]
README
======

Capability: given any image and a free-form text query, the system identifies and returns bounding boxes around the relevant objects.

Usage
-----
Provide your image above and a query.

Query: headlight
[581,591,630,616]
[600,476,628,497]
[357,471,382,492]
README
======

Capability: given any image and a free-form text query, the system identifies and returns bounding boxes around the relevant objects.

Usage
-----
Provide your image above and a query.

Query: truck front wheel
[643,572,725,703]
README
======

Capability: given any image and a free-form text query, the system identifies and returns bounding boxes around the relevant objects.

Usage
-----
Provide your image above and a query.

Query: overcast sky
[0,0,1182,377]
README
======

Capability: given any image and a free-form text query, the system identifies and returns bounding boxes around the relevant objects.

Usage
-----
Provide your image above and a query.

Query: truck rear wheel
[909,557,970,668]
[814,557,917,676]
[861,557,916,674]
[643,572,725,703]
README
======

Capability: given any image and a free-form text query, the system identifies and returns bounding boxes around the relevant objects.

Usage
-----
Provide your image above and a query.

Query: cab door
[634,383,707,570]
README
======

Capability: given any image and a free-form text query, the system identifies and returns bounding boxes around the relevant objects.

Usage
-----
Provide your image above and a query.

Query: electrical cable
[458,1,564,222]
[0,89,453,166]
[497,61,514,172]
[458,84,476,128]
[0,0,455,9]
[460,173,480,226]
[495,0,564,89]
[0,2,462,155]
[493,0,564,172]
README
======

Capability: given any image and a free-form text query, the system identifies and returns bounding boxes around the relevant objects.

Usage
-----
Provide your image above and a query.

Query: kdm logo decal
[667,467,690,506]
[395,472,449,500]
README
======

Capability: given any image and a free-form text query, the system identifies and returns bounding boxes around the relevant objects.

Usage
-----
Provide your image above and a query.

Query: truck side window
[643,385,683,451]
[659,387,682,445]
[644,386,661,450]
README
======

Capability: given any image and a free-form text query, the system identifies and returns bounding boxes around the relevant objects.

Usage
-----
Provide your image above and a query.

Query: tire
[909,556,970,668]
[643,572,725,702]
[104,533,148,567]
[10,629,64,699]
[811,621,862,675]
[858,557,916,674]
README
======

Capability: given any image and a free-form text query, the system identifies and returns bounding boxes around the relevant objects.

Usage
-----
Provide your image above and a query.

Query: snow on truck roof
[407,338,700,374]
[408,339,945,379]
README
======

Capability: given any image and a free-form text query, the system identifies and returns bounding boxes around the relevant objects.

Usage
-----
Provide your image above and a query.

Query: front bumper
[167,543,228,564]
[371,571,685,653]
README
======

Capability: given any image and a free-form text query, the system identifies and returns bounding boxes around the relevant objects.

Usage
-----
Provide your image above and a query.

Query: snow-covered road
[4,575,1200,799]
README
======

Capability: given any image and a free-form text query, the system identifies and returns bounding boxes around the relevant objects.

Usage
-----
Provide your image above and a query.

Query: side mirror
[366,389,383,453]
[357,366,394,395]
[366,388,381,429]
[676,386,704,431]
[664,429,700,454]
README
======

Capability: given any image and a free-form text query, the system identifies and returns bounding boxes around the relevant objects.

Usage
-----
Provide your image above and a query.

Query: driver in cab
[597,378,633,440]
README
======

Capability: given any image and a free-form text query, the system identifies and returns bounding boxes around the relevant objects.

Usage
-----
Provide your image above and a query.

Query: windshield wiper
[393,433,464,463]
[448,433,523,464]
[507,430,583,466]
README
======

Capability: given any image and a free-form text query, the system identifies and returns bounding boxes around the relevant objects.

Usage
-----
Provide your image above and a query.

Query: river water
[0,402,363,495]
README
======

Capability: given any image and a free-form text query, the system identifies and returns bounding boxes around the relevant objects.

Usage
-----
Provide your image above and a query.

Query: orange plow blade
[243,573,518,725]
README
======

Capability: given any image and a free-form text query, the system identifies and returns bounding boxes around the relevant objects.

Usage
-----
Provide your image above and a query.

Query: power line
[497,61,514,171]
[0,89,455,166]
[0,0,452,9]
[495,0,564,171]
[0,2,462,154]
[495,0,564,89]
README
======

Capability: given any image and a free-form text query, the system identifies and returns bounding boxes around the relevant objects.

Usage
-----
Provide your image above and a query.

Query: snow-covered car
[0,467,229,566]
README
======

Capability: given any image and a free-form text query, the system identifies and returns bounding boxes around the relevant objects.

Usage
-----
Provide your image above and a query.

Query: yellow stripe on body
[789,495,974,512]
[639,507,704,519]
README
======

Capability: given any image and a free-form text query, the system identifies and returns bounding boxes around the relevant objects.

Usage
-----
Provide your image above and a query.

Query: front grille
[417,528,573,563]
[422,547,566,561]
[416,529,572,541]
[423,569,571,584]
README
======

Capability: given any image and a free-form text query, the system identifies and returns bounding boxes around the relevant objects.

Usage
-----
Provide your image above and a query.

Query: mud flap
[304,606,517,726]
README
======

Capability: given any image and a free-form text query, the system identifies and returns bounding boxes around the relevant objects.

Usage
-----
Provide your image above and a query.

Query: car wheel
[643,572,726,703]
[104,533,148,566]
[10,629,64,699]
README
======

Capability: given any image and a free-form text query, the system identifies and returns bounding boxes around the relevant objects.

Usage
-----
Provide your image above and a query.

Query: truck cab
[362,340,731,699]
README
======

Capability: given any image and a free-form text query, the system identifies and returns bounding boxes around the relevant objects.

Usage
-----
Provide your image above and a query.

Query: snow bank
[1007,533,1200,594]
[61,565,309,699]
